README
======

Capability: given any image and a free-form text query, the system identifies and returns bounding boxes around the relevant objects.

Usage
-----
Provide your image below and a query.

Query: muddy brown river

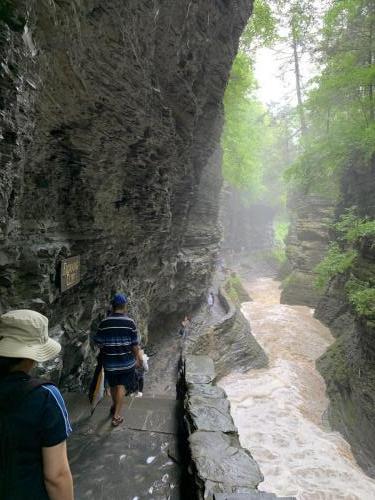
[219,277,375,499]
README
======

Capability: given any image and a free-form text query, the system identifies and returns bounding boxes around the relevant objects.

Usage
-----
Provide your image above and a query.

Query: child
[135,349,149,398]
[178,316,191,339]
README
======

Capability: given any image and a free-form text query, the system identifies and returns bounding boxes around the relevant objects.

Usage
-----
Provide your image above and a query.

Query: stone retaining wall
[182,354,294,500]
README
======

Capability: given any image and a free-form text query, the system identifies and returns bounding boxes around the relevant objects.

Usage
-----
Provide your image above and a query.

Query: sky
[253,0,325,108]
[254,47,289,105]
[254,45,316,108]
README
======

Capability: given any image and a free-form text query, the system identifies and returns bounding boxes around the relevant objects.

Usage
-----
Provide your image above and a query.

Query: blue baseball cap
[111,293,128,306]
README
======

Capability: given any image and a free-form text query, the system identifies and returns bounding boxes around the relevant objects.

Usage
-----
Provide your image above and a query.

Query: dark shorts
[105,369,137,393]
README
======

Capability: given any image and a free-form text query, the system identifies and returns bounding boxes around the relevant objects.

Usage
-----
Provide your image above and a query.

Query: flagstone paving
[66,327,190,500]
[67,277,227,499]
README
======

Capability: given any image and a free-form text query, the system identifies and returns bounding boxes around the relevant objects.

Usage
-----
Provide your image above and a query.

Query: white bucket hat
[0,310,61,362]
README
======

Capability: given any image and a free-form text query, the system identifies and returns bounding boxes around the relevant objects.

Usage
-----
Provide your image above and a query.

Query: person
[0,309,74,500]
[178,315,191,339]
[134,348,149,398]
[207,292,215,313]
[219,256,226,273]
[94,293,142,427]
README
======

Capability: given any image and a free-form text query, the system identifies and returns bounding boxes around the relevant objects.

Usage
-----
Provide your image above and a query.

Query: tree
[285,0,375,194]
[273,0,317,136]
[241,0,278,50]
[222,52,267,198]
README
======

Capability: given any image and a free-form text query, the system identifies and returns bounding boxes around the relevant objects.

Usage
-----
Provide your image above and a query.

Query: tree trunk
[369,11,374,122]
[292,35,307,136]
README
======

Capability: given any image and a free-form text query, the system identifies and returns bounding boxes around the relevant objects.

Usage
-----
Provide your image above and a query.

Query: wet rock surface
[66,332,186,500]
[185,355,215,385]
[184,282,268,379]
[186,387,237,434]
[189,431,263,493]
[0,0,252,387]
[277,156,375,477]
[69,397,181,500]
[314,158,375,477]
[281,194,334,307]
[214,493,295,500]
[182,355,263,498]
[66,288,274,499]
[182,353,288,499]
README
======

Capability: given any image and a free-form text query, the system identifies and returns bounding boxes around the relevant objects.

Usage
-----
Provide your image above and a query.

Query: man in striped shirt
[94,293,141,426]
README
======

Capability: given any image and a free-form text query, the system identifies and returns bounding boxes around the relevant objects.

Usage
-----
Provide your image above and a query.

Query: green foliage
[222,0,299,205]
[224,273,251,305]
[270,247,287,265]
[222,54,294,205]
[270,217,289,265]
[274,218,289,245]
[242,0,278,49]
[314,243,357,289]
[284,0,375,194]
[222,52,268,198]
[334,209,375,243]
[315,209,375,319]
[346,279,375,319]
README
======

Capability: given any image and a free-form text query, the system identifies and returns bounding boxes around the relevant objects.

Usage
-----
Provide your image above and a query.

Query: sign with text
[60,256,81,292]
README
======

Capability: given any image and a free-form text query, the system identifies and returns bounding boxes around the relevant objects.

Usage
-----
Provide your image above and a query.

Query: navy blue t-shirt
[0,372,72,499]
[94,313,139,372]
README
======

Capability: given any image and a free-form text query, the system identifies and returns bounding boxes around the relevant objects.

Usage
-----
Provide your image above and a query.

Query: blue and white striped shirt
[94,313,139,372]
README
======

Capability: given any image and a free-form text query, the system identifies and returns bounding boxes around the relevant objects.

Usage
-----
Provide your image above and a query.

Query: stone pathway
[66,331,187,500]
[66,277,227,500]
[67,393,182,500]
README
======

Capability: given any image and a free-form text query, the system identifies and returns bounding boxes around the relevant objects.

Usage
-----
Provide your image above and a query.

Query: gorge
[0,0,250,388]
[1,1,375,499]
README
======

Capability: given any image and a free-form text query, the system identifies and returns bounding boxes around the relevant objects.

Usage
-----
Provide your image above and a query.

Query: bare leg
[110,385,125,419]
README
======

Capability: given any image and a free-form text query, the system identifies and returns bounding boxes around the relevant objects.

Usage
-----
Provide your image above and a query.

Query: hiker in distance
[207,291,215,313]
[178,315,191,339]
[0,309,74,500]
[94,293,142,427]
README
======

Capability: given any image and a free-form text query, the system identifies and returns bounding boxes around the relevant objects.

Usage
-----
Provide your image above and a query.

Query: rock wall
[0,0,252,387]
[182,354,293,500]
[184,284,268,379]
[281,193,334,307]
[315,157,375,476]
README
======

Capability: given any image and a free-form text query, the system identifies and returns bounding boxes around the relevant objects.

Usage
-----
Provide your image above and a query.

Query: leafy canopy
[222,52,268,198]
[285,0,375,194]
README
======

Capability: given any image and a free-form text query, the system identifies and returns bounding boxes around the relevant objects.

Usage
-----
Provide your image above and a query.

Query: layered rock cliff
[0,0,252,387]
[184,282,268,379]
[315,157,375,476]
[281,193,334,307]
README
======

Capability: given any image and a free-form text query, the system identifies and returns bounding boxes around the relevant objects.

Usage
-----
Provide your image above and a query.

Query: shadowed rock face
[0,0,252,387]
[315,157,375,477]
[281,193,334,307]
[184,285,268,380]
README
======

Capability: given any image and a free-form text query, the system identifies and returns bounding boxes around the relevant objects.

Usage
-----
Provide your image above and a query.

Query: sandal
[111,415,124,427]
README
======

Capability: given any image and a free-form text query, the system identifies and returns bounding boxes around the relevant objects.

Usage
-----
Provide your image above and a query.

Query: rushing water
[219,277,375,500]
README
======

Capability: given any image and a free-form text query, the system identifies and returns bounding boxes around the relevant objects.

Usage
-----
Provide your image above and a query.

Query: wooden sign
[60,256,80,292]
